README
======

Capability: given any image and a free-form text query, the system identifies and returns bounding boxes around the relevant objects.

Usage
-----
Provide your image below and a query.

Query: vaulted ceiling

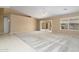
[4,6,79,19]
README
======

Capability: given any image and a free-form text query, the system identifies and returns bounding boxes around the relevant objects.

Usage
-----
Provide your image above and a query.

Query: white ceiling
[11,6,79,19]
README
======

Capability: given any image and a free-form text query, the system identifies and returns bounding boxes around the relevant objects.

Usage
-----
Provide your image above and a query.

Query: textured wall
[0,8,39,34]
[0,15,4,33]
[10,14,37,33]
[40,12,79,36]
[0,8,4,33]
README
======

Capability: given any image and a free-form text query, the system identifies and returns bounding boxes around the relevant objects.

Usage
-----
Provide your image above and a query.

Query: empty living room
[0,6,79,52]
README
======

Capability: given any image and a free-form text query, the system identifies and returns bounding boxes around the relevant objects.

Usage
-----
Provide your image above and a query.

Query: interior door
[4,16,10,33]
[40,20,52,32]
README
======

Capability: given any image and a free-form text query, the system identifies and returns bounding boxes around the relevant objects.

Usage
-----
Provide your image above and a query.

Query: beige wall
[0,15,4,33]
[52,12,79,36]
[0,8,4,33]
[40,12,79,36]
[10,14,37,33]
[0,8,38,34]
[36,20,40,30]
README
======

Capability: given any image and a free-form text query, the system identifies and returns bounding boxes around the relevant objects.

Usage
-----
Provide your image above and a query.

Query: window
[60,16,79,31]
[69,23,79,30]
[61,23,68,29]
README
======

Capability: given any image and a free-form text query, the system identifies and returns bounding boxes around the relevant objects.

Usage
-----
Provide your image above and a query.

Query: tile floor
[0,34,35,52]
[0,31,79,52]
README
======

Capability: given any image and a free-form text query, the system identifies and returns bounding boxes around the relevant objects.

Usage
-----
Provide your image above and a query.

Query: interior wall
[0,15,4,33]
[40,12,79,36]
[36,20,40,31]
[0,8,39,34]
[0,8,4,33]
[52,12,79,36]
[10,14,37,33]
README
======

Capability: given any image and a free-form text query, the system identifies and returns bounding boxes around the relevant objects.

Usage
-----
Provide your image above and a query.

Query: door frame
[3,16,10,33]
[40,20,52,32]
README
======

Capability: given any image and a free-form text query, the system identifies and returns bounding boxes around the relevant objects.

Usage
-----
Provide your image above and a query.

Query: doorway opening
[4,16,10,33]
[40,20,52,32]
